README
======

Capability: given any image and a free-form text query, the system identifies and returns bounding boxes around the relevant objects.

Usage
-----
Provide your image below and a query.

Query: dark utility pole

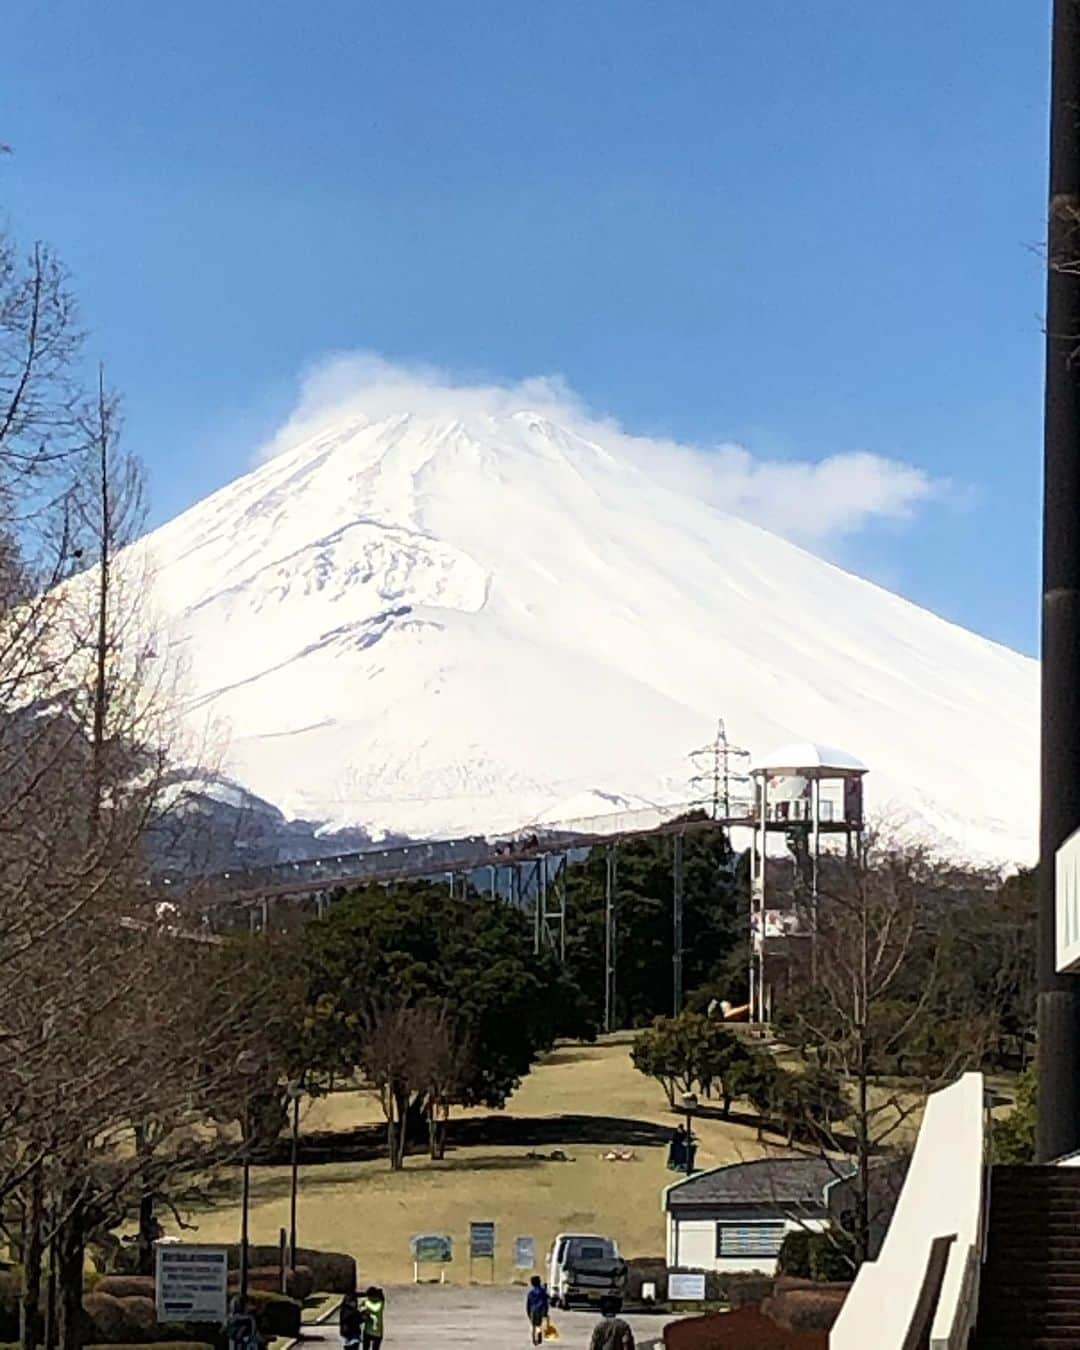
[672,833,685,1015]
[1039,0,1080,1163]
[604,846,618,1033]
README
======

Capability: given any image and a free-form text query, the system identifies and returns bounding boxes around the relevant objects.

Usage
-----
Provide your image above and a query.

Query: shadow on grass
[259,1113,673,1169]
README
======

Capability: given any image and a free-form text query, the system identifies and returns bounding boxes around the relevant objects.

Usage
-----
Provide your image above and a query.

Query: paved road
[305,1286,672,1350]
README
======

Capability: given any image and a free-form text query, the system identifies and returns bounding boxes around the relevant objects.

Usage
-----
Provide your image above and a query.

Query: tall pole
[672,833,685,1015]
[240,1148,251,1305]
[1039,0,1080,1163]
[604,845,617,1033]
[288,1092,300,1270]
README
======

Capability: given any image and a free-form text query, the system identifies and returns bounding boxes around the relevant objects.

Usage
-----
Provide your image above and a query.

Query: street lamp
[680,1093,698,1175]
[235,1050,261,1308]
[285,1080,304,1272]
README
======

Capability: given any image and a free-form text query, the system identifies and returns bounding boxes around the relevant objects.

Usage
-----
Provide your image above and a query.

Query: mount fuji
[140,392,1037,864]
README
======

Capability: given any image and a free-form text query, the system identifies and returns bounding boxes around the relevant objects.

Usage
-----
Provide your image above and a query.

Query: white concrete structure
[751,743,868,775]
[748,741,868,1023]
[663,1158,837,1276]
[829,1073,987,1350]
[1057,826,1080,973]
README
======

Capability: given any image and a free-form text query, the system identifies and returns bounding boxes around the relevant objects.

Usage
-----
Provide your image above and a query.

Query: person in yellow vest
[359,1287,385,1350]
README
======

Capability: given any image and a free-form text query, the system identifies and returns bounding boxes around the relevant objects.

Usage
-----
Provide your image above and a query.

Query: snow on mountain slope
[139,407,1037,862]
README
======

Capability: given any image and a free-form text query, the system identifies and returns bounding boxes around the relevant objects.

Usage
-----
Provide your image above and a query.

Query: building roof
[751,742,867,776]
[665,1156,851,1210]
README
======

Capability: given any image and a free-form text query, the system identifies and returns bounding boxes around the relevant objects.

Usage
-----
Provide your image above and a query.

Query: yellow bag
[543,1320,559,1341]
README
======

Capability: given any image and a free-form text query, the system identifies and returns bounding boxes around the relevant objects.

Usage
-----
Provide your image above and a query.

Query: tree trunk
[392,1087,409,1170]
[134,1124,156,1277]
[44,1229,57,1350]
[20,1165,44,1350]
[56,1195,85,1350]
[405,1093,428,1144]
[428,1106,448,1161]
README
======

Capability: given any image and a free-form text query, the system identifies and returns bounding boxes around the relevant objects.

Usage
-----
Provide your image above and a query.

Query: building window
[715,1222,787,1259]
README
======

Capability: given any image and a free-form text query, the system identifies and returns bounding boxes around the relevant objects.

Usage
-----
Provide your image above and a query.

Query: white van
[547,1233,627,1309]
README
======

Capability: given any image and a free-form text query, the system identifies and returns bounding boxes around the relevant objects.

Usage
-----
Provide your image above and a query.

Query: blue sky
[2,0,1049,654]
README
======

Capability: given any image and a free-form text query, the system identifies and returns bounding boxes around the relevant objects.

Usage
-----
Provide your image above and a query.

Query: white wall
[667,1214,825,1276]
[829,1072,985,1350]
[1058,827,1080,973]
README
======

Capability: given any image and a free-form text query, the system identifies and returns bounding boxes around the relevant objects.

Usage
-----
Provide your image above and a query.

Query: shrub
[121,1297,160,1338]
[0,1274,19,1344]
[626,1257,669,1303]
[719,1272,775,1310]
[777,1231,813,1279]
[86,1344,216,1350]
[808,1232,855,1283]
[229,1245,355,1294]
[84,1292,130,1344]
[764,1286,849,1332]
[96,1278,156,1301]
[246,1290,301,1338]
[241,1265,315,1301]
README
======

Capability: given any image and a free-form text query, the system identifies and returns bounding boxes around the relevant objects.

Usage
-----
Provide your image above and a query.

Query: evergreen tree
[562,815,744,1027]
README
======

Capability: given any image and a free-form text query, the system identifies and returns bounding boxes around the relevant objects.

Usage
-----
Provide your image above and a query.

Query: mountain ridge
[134,406,1036,862]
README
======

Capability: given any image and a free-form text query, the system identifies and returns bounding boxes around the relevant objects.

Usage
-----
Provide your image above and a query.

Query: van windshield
[567,1238,615,1262]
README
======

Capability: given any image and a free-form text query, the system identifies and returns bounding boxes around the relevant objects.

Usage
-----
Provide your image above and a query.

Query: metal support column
[604,845,618,1033]
[534,856,545,955]
[1039,0,1080,1162]
[673,832,685,1016]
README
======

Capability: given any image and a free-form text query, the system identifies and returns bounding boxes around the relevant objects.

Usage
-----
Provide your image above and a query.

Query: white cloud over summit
[254,351,938,549]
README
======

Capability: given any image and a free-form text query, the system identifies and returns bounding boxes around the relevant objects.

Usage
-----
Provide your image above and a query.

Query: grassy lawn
[178,1039,774,1286]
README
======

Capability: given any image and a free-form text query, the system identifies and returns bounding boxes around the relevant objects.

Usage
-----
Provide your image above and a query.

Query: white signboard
[155,1243,229,1323]
[668,1273,706,1302]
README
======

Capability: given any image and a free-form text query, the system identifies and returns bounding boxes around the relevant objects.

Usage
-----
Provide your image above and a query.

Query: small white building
[662,1157,844,1276]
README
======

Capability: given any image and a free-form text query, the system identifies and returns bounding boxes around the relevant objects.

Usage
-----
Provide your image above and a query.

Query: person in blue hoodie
[525,1275,550,1345]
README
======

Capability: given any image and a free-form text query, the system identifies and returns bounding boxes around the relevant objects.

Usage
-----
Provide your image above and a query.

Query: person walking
[339,1292,363,1350]
[589,1297,634,1350]
[525,1275,550,1345]
[359,1286,385,1350]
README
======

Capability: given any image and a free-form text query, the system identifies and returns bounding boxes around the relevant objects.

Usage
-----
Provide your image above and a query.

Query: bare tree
[773,839,999,1267]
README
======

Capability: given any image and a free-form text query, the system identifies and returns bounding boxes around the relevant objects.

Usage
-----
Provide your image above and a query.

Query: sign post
[668,1273,707,1302]
[512,1236,535,1274]
[155,1243,229,1324]
[410,1234,453,1284]
[469,1221,496,1283]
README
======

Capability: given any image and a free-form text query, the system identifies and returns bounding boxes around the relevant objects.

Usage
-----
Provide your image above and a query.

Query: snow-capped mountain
[139,406,1037,863]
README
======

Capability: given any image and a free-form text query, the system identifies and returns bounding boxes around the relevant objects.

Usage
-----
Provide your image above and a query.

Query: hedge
[95,1278,156,1302]
[777,1231,854,1284]
[87,1344,216,1350]
[763,1285,849,1333]
[227,1245,355,1294]
[246,1290,301,1339]
[235,1265,314,1302]
[624,1259,773,1310]
[777,1231,812,1280]
[0,1271,20,1343]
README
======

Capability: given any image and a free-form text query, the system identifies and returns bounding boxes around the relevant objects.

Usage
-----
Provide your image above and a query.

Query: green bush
[625,1257,668,1303]
[0,1271,21,1343]
[777,1230,813,1279]
[95,1278,156,1301]
[242,1265,314,1301]
[229,1245,355,1294]
[808,1232,855,1283]
[86,1344,216,1350]
[764,1285,849,1332]
[84,1292,130,1344]
[246,1290,301,1338]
